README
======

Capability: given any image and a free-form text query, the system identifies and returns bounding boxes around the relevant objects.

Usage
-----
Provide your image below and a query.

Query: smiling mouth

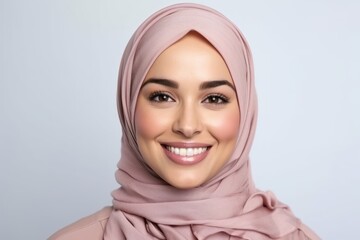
[161,144,211,165]
[165,145,208,157]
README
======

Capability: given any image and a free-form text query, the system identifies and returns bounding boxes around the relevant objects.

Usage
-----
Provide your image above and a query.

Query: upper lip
[160,142,212,148]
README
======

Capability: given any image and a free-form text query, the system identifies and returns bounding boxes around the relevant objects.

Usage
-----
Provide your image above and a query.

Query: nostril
[172,106,203,137]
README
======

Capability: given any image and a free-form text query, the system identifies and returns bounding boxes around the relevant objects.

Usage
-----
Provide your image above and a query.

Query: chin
[164,173,207,189]
[169,182,202,190]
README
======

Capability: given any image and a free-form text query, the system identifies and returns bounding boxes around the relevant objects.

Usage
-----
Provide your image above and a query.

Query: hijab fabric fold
[104,3,320,240]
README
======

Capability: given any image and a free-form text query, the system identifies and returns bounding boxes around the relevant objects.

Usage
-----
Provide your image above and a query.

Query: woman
[49,3,319,240]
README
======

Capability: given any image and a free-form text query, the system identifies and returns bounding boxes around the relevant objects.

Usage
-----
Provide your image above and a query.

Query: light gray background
[1,0,359,239]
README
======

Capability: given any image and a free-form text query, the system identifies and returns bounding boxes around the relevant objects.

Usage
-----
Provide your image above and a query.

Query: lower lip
[162,145,210,166]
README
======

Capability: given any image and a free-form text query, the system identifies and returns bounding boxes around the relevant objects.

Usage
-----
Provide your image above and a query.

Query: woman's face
[135,33,240,189]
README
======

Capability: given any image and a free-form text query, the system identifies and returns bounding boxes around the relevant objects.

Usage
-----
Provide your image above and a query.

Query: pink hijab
[104,3,319,240]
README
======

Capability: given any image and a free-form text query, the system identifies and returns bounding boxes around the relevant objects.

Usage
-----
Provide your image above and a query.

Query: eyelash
[148,91,229,104]
[148,91,175,102]
[202,94,229,104]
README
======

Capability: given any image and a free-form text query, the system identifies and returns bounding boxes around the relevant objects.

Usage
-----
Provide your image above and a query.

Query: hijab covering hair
[104,3,319,240]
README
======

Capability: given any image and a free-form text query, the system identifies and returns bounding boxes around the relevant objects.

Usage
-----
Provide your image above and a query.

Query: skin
[134,32,240,189]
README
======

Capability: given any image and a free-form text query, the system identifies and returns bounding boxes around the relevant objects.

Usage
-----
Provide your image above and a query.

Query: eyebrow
[141,78,235,91]
[199,80,235,91]
[141,78,179,89]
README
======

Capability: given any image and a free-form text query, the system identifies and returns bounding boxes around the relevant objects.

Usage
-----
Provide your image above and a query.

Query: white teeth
[179,148,186,156]
[166,146,207,157]
[186,148,194,156]
[194,148,199,155]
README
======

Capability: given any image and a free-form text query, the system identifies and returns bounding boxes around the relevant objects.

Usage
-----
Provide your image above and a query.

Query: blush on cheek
[135,109,155,139]
[135,104,170,139]
[208,110,240,140]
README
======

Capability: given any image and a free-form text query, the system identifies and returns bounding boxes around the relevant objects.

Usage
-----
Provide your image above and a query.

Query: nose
[172,103,203,138]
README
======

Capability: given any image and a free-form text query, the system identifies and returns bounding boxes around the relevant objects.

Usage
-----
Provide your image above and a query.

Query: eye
[202,94,229,104]
[148,91,175,102]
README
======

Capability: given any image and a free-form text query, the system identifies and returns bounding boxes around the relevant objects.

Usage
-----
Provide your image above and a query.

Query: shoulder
[285,222,320,240]
[299,222,321,240]
[48,206,112,240]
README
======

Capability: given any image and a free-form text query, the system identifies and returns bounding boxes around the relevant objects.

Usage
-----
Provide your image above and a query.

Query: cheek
[135,107,157,140]
[135,100,171,140]
[205,108,240,141]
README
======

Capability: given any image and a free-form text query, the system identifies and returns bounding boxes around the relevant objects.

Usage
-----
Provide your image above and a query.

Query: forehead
[144,32,233,84]
[154,32,219,62]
